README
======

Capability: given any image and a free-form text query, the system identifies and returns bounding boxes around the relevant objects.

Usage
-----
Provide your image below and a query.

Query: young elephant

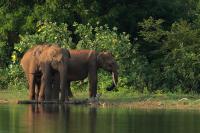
[52,50,119,100]
[20,44,70,102]
[20,46,40,100]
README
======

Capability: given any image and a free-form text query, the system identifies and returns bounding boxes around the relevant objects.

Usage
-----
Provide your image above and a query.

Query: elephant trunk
[106,70,118,91]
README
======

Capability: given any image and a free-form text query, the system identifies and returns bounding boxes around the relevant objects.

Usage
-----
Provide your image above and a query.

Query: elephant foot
[65,98,69,102]
[29,94,35,101]
[38,96,45,102]
[66,97,73,102]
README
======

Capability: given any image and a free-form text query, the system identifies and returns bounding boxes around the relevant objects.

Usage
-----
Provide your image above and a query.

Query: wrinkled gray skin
[51,50,119,100]
[20,44,70,102]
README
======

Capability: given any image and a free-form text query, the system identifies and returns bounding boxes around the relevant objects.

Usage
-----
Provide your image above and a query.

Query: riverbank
[1,89,200,110]
[100,97,200,110]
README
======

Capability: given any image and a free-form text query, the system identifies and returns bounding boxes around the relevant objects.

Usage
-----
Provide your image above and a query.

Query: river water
[0,104,199,133]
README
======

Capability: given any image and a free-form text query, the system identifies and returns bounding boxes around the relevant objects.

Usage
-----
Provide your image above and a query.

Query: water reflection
[25,104,98,133]
[25,104,70,133]
[0,104,200,133]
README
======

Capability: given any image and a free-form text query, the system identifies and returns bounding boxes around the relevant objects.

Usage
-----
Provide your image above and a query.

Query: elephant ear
[97,52,111,65]
[64,49,71,58]
[97,52,105,67]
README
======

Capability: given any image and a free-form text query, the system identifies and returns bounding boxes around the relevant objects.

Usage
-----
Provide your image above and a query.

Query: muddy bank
[1,98,200,110]
[100,100,200,110]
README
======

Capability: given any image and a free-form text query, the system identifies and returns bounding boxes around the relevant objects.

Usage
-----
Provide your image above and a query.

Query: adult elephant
[52,50,119,100]
[20,44,70,102]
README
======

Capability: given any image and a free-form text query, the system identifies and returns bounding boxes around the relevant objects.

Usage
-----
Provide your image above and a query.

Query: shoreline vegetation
[1,89,200,110]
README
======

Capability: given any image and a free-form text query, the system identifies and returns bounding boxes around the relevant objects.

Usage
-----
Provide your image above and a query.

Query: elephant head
[33,44,70,101]
[97,52,119,91]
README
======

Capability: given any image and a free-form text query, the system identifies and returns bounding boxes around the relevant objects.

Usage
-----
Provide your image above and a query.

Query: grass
[0,89,28,103]
[1,88,200,110]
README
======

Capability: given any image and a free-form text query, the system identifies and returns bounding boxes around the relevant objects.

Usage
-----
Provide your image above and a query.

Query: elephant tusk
[112,72,117,86]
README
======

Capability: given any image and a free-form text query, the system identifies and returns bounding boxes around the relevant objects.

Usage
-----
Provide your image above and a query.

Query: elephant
[51,49,119,100]
[20,44,70,102]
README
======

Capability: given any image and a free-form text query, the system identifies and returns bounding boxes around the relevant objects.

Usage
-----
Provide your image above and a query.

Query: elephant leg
[28,74,35,100]
[39,65,51,101]
[51,72,60,100]
[44,74,52,101]
[35,80,41,101]
[39,75,45,101]
[35,84,39,101]
[88,68,97,98]
[66,81,73,98]
[25,73,30,89]
[59,66,68,102]
[51,87,60,100]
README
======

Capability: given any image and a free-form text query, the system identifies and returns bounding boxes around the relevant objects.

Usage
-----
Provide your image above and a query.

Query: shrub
[14,21,74,61]
[138,17,200,92]
[0,64,26,90]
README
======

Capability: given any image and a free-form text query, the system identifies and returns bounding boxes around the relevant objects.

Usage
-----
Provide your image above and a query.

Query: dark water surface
[0,104,200,133]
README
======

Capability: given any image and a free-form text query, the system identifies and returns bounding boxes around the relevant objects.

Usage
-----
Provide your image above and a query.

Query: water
[0,104,200,133]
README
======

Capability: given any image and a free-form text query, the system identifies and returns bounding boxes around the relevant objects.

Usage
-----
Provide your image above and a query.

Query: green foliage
[0,64,26,90]
[14,21,73,62]
[163,45,200,92]
[139,17,166,44]
[0,41,8,67]
[138,17,200,92]
[74,22,132,63]
[0,68,9,89]
[163,20,200,92]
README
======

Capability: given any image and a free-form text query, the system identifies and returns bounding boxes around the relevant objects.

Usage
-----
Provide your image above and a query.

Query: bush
[138,17,200,92]
[0,40,10,67]
[14,21,74,61]
[0,68,9,89]
[0,64,26,90]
